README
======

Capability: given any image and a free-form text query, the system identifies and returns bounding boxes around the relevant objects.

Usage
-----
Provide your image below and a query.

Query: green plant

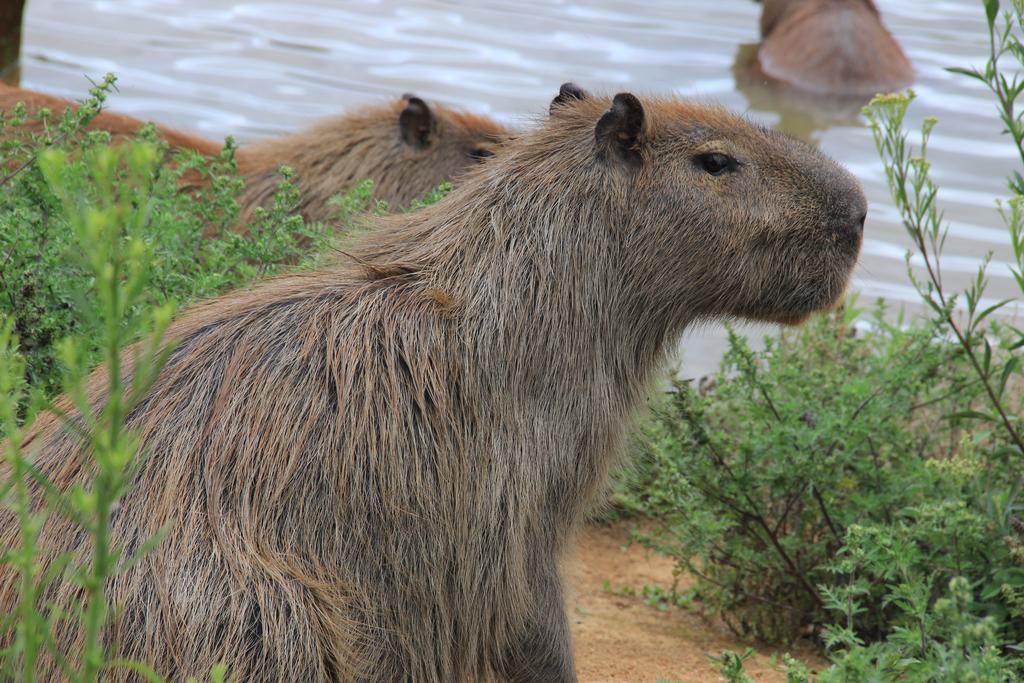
[0,75,336,407]
[709,648,756,683]
[0,140,180,680]
[624,302,1024,679]
[865,0,1024,469]
[626,304,971,643]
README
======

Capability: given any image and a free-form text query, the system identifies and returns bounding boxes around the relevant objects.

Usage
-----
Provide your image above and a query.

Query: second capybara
[0,85,510,222]
[0,83,866,681]
[234,93,510,224]
[757,0,914,96]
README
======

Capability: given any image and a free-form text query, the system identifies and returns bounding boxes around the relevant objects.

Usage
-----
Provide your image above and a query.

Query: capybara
[235,94,510,224]
[756,0,914,96]
[0,84,866,681]
[0,85,510,220]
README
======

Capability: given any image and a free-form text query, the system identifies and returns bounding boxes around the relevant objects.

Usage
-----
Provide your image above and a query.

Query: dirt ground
[566,523,827,683]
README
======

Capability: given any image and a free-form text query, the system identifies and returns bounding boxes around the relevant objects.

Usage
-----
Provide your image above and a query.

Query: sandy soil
[566,523,827,683]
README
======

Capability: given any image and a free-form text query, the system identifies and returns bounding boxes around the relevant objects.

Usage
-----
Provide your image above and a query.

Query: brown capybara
[757,0,914,96]
[235,94,510,224]
[0,85,510,220]
[0,83,866,681]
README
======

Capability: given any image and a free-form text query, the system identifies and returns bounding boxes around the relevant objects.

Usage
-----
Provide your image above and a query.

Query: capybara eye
[697,152,737,176]
[469,148,495,161]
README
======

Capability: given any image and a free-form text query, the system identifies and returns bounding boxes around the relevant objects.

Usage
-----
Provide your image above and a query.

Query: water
[18,0,1015,377]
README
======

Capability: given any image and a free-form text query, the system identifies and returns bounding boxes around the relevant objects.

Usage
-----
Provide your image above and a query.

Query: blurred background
[10,0,1016,376]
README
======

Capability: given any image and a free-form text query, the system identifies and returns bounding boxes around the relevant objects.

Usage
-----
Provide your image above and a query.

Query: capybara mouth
[792,254,861,324]
[750,245,862,326]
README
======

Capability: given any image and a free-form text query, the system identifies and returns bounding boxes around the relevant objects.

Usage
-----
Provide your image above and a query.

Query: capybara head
[541,84,865,325]
[757,0,914,96]
[238,93,511,222]
[398,92,505,175]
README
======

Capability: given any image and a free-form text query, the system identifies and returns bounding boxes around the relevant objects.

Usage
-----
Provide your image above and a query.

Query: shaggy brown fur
[757,0,914,96]
[235,95,510,224]
[0,86,509,223]
[0,85,866,682]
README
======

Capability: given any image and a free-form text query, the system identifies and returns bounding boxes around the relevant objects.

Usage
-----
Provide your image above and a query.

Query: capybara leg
[498,570,577,683]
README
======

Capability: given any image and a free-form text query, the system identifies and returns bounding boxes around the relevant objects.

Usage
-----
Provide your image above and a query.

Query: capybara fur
[0,84,866,682]
[0,86,509,224]
[235,94,510,224]
[757,0,914,96]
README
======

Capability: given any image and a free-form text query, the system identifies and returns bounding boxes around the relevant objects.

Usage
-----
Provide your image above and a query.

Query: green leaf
[984,0,1000,29]
[999,356,1021,397]
[116,521,174,575]
[109,658,165,683]
[945,66,988,84]
[973,299,1014,330]
[947,409,994,422]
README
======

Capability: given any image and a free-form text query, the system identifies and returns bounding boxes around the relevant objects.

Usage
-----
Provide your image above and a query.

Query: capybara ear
[399,95,436,148]
[549,82,589,114]
[594,92,645,168]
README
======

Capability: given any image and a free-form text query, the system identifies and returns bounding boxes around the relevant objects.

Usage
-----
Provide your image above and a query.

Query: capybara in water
[757,0,914,96]
[0,84,866,681]
[0,85,509,219]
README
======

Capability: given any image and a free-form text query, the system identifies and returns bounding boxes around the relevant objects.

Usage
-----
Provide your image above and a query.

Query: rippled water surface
[19,0,1016,375]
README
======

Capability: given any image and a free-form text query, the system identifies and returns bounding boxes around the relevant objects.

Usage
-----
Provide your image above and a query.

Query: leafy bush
[0,74,337,405]
[625,305,1023,679]
[627,306,971,631]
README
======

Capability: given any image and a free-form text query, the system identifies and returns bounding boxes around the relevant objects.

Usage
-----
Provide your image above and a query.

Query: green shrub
[0,74,338,406]
[624,305,977,637]
[625,306,1023,679]
[0,139,229,681]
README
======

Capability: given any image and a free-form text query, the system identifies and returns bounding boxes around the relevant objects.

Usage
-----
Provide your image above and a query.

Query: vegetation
[0,75,344,406]
[621,0,1024,680]
[0,78,399,680]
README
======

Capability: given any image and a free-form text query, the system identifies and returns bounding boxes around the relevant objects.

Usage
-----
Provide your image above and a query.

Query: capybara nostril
[841,210,867,244]
[832,180,868,242]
